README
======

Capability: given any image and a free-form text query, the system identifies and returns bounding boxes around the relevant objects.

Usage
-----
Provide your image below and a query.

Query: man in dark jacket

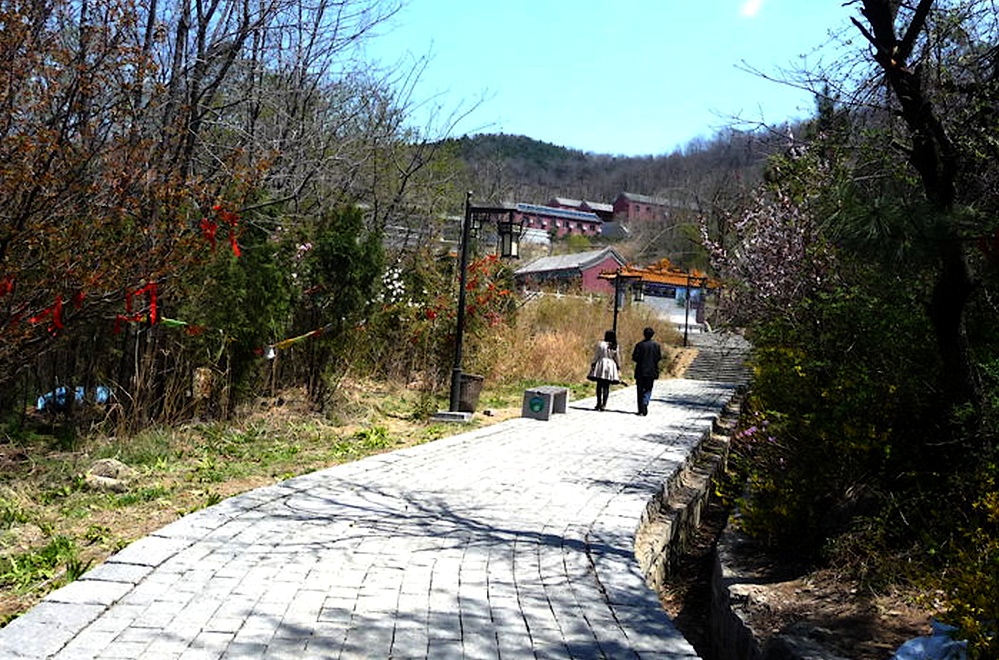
[631,327,662,416]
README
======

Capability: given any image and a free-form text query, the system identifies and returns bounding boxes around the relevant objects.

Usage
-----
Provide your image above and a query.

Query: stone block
[521,386,569,420]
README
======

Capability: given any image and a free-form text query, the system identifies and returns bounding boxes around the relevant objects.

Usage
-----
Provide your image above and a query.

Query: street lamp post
[446,192,522,416]
[448,193,476,413]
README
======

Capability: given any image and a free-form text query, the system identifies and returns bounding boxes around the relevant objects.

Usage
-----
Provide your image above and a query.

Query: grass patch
[0,536,85,592]
[0,498,29,528]
[114,486,173,507]
[93,428,178,467]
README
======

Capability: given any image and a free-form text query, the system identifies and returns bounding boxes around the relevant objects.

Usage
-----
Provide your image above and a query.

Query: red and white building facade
[515,203,603,239]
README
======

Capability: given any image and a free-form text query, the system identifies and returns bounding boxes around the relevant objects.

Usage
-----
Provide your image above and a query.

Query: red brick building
[612,192,672,223]
[547,197,615,223]
[514,247,626,294]
[516,203,602,239]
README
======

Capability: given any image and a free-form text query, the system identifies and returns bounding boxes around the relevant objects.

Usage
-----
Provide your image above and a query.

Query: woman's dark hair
[603,330,617,349]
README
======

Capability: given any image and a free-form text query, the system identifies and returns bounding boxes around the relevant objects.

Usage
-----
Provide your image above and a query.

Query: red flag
[229,229,241,257]
[205,206,241,257]
[29,296,64,334]
[114,282,159,332]
[132,282,158,324]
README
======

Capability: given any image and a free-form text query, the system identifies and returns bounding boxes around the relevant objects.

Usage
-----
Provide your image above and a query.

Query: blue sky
[362,1,856,156]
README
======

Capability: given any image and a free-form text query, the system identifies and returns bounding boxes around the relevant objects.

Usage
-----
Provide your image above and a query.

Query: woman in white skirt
[587,330,621,411]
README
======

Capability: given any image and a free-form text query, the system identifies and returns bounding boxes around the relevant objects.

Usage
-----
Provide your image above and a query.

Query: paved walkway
[0,337,748,660]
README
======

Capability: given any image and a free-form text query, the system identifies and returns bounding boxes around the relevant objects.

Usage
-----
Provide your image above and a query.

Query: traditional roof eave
[598,258,720,288]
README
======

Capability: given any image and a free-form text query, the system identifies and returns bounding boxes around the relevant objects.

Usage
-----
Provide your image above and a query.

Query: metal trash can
[458,374,484,412]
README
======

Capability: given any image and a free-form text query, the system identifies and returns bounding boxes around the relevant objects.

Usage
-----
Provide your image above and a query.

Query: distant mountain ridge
[441,129,796,208]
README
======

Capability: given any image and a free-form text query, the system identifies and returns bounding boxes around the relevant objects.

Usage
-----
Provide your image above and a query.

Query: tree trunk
[856,0,981,410]
[930,241,979,408]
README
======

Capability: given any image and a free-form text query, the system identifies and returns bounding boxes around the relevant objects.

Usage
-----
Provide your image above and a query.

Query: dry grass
[479,295,683,384]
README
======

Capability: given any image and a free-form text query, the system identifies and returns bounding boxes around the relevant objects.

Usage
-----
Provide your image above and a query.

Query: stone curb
[636,390,743,593]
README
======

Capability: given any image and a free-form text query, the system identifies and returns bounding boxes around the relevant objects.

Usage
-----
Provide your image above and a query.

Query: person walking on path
[632,326,662,416]
[587,329,621,411]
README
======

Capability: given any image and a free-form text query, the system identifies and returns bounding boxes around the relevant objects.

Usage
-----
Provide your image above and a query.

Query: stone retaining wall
[635,389,848,660]
[711,526,852,660]
[635,391,753,654]
[635,420,733,593]
[710,528,765,660]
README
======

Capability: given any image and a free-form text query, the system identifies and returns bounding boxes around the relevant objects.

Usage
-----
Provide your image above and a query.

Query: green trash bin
[458,374,484,412]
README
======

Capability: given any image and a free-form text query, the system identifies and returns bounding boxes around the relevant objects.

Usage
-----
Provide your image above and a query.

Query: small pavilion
[599,259,720,340]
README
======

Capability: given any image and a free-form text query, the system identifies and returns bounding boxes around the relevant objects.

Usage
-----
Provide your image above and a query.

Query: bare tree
[0,0,466,421]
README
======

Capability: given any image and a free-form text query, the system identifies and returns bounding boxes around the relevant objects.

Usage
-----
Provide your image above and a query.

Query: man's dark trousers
[636,377,654,415]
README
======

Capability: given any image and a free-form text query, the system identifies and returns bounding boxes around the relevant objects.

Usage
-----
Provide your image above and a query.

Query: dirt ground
[667,346,698,378]
[732,568,931,659]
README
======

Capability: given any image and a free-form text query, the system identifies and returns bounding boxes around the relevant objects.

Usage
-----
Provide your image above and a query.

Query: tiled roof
[617,192,664,205]
[582,200,614,213]
[616,192,697,211]
[515,247,625,276]
[517,203,601,223]
[550,197,583,208]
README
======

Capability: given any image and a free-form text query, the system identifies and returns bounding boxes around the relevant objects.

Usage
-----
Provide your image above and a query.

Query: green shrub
[351,425,392,451]
[937,359,999,658]
[941,472,999,658]
[736,275,940,562]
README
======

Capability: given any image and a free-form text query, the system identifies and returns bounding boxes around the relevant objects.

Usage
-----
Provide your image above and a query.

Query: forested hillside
[439,127,800,208]
[431,126,805,268]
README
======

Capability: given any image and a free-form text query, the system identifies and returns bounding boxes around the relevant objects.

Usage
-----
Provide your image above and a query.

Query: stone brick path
[0,337,747,659]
